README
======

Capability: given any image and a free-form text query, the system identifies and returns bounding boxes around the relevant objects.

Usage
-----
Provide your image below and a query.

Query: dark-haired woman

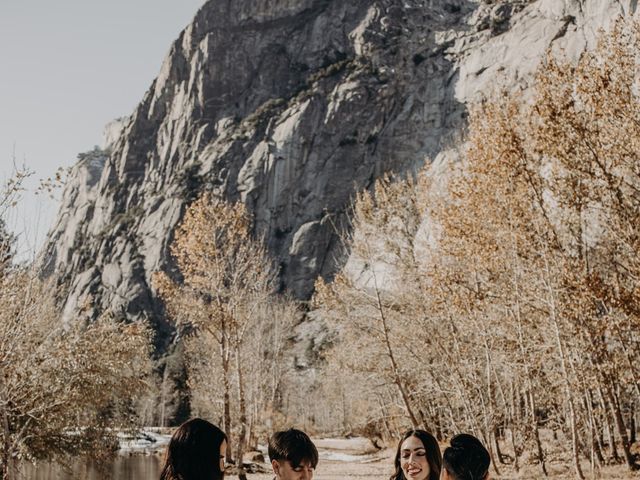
[441,433,490,480]
[160,418,227,480]
[390,429,442,480]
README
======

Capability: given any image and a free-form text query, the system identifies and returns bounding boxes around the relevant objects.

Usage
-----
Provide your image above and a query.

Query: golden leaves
[312,16,640,455]
[0,269,152,471]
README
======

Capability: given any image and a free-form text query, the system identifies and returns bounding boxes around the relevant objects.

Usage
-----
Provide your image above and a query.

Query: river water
[18,454,162,480]
[17,437,381,479]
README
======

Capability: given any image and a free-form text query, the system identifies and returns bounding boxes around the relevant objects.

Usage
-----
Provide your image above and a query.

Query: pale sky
[0,0,205,260]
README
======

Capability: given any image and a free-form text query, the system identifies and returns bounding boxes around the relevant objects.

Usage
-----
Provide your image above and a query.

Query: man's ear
[271,459,280,476]
[440,468,450,480]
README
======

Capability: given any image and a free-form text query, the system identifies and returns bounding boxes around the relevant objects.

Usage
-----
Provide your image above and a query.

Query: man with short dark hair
[441,433,491,480]
[268,428,319,480]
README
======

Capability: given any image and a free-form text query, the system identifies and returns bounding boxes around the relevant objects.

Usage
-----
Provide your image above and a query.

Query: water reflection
[19,454,162,480]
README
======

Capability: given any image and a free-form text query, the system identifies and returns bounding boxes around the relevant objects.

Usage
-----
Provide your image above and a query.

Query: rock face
[40,0,638,340]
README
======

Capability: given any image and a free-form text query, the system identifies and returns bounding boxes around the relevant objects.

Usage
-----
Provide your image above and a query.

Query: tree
[154,194,299,480]
[314,174,429,432]
[314,16,640,478]
[0,270,152,480]
[0,164,152,479]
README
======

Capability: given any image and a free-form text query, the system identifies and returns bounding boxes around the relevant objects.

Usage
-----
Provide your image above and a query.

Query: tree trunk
[585,390,604,466]
[595,385,618,463]
[509,428,520,472]
[342,388,349,433]
[529,390,548,476]
[480,429,501,477]
[513,291,547,476]
[505,234,548,478]
[235,344,248,480]
[371,268,419,428]
[159,365,168,428]
[376,394,392,440]
[248,400,256,451]
[0,378,14,480]
[603,381,635,470]
[629,403,636,445]
[221,327,233,464]
[545,266,584,480]
[582,391,600,476]
[493,427,505,465]
[1,430,12,480]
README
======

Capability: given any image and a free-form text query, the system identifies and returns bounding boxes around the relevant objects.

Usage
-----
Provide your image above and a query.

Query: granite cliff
[40,0,638,343]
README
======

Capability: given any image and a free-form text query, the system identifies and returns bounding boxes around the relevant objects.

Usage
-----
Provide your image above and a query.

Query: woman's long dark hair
[160,418,227,480]
[442,433,490,480]
[390,429,442,480]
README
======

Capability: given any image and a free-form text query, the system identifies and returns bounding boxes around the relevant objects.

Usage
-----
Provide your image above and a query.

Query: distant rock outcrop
[40,0,637,344]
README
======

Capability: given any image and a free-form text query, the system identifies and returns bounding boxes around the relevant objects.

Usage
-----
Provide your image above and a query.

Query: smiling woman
[390,430,442,480]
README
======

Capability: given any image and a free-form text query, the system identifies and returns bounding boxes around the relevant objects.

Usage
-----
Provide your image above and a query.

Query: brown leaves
[314,16,640,463]
[154,193,301,449]
[0,268,152,473]
[155,194,277,335]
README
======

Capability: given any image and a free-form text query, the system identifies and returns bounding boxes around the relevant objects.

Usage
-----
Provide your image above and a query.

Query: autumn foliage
[0,255,151,479]
[154,194,299,479]
[315,18,640,478]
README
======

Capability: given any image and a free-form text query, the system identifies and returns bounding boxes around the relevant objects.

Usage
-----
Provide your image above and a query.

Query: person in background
[160,418,227,480]
[268,428,319,480]
[390,429,442,480]
[440,433,491,480]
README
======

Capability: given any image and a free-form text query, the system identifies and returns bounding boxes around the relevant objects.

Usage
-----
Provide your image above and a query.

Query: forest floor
[249,437,640,480]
